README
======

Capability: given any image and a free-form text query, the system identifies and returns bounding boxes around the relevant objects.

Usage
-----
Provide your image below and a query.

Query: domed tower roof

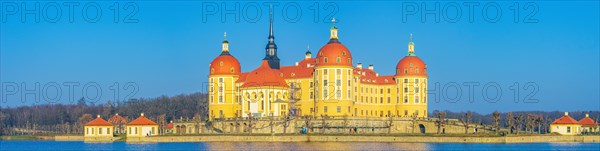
[316,18,353,67]
[396,34,427,77]
[210,32,241,75]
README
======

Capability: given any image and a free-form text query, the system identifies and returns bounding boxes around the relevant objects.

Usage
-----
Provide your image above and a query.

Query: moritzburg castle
[207,16,428,120]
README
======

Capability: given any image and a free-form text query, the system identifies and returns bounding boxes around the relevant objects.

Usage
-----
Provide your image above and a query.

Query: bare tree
[386,115,394,134]
[321,115,329,134]
[460,112,472,134]
[246,113,254,135]
[514,113,525,135]
[158,114,166,135]
[535,114,543,134]
[507,112,514,134]
[282,114,291,134]
[492,111,501,133]
[304,115,312,134]
[436,112,446,134]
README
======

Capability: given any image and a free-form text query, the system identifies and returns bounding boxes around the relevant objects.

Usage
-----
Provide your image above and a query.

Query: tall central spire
[264,6,280,69]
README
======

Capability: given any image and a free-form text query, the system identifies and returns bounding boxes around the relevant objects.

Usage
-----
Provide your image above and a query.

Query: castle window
[324,69,328,75]
[324,106,328,113]
[336,69,341,75]
[415,96,419,103]
[404,87,408,93]
[380,97,383,103]
[415,87,419,93]
[219,96,223,103]
[324,57,328,63]
[324,80,328,86]
[404,79,408,83]
[324,90,328,98]
[416,68,419,74]
[336,80,341,86]
[231,67,234,73]
[409,63,413,67]
[336,57,340,63]
[336,90,341,98]
[387,97,390,103]
[211,68,214,73]
[387,88,391,93]
[404,96,408,103]
[220,61,223,66]
[337,106,341,113]
[424,97,427,103]
[404,69,407,74]
[342,51,346,56]
[347,58,351,63]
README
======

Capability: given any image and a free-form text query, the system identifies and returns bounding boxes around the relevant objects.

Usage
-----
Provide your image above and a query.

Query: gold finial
[332,17,336,25]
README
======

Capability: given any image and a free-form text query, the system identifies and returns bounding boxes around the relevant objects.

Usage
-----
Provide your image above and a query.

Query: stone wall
[172,117,493,135]
[133,135,600,143]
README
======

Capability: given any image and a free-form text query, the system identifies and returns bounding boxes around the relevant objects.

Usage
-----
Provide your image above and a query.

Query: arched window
[230,67,235,73]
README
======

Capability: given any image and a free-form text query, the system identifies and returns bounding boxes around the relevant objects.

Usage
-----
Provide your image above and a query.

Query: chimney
[564,112,569,116]
[586,114,589,118]
[141,113,145,116]
[357,63,362,69]
[368,64,374,70]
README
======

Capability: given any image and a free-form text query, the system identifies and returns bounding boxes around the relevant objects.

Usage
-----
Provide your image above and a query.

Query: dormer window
[347,58,351,63]
[220,61,224,66]
[324,57,328,63]
[230,67,234,73]
[336,57,341,63]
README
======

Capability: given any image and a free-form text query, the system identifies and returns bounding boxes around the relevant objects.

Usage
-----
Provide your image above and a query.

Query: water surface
[1,140,598,151]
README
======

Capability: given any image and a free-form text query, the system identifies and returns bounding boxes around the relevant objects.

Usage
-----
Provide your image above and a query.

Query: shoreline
[4,135,600,144]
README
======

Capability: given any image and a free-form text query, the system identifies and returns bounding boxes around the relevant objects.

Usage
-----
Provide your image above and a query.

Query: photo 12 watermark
[201,2,339,23]
[0,1,139,23]
[401,1,539,23]
[0,82,139,104]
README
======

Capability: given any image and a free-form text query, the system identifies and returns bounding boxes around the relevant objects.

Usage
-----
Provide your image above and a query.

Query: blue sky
[1,1,598,113]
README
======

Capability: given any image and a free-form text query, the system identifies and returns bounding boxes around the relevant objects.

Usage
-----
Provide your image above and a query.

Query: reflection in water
[205,142,430,150]
[1,140,599,151]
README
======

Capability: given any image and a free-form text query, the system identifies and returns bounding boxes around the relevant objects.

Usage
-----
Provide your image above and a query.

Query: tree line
[0,92,207,135]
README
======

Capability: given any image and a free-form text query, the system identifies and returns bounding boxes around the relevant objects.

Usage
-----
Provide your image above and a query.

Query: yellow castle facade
[208,17,428,120]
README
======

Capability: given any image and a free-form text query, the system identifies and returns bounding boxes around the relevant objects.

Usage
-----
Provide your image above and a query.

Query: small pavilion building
[126,113,159,137]
[579,114,599,134]
[550,112,581,135]
[107,113,127,135]
[83,115,114,141]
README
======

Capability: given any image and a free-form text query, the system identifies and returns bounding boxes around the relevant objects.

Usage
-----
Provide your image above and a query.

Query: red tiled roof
[84,117,112,126]
[236,72,249,83]
[128,115,158,125]
[579,117,598,126]
[210,54,241,75]
[353,68,396,85]
[240,60,288,88]
[315,42,353,67]
[107,114,127,125]
[396,56,427,77]
[552,115,580,124]
[166,123,174,129]
[281,58,315,79]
